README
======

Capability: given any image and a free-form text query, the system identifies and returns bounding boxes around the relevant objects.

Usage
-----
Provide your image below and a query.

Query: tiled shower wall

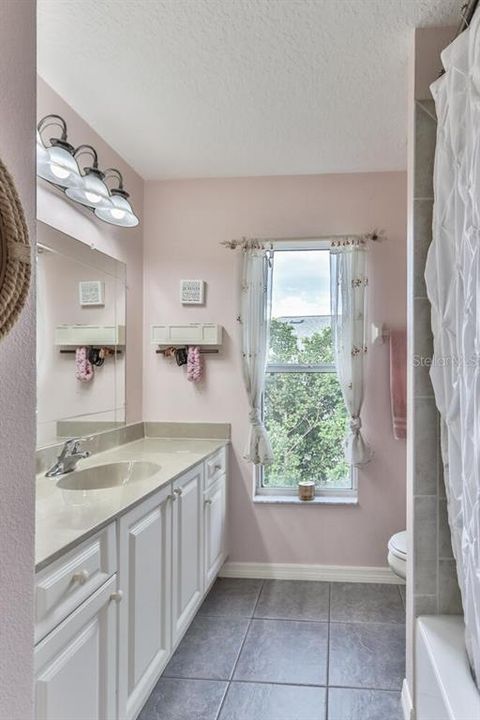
[411,99,462,617]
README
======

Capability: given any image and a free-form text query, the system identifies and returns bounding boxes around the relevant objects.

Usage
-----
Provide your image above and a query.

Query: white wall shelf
[151,323,223,347]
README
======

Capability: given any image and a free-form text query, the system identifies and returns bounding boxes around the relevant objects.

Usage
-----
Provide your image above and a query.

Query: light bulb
[85,191,102,204]
[51,164,71,180]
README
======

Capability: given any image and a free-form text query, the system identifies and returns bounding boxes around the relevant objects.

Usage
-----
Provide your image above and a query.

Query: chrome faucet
[45,438,91,477]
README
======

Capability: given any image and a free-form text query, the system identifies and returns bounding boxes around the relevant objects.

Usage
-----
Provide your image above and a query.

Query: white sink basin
[56,461,161,491]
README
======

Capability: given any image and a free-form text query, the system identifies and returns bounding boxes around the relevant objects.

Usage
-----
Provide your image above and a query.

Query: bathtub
[416,616,480,720]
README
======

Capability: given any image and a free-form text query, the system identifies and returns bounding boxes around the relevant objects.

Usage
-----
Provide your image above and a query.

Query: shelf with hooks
[155,347,218,355]
[151,323,223,347]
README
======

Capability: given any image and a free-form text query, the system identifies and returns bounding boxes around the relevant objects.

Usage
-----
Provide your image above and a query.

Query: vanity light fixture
[36,114,139,228]
[65,145,111,209]
[94,169,139,227]
[36,130,49,166]
[36,114,83,189]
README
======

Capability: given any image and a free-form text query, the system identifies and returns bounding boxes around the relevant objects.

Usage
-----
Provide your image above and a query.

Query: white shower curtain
[240,243,274,465]
[425,12,480,686]
[330,243,372,466]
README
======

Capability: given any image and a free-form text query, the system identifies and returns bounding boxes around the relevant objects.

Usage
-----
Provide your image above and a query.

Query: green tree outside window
[264,318,349,488]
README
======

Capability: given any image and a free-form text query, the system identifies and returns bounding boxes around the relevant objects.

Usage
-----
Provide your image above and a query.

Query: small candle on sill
[298,480,315,502]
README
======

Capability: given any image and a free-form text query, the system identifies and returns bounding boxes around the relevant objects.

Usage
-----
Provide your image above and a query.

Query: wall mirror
[36,222,126,448]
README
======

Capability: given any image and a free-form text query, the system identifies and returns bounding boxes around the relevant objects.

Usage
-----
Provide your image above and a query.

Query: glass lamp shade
[36,130,48,165]
[94,191,139,227]
[65,169,111,209]
[37,141,83,189]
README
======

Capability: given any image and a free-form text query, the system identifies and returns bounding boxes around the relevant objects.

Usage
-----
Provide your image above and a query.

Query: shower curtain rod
[439,0,478,77]
[456,0,479,36]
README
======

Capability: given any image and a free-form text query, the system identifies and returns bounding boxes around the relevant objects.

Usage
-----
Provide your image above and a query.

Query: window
[257,241,355,497]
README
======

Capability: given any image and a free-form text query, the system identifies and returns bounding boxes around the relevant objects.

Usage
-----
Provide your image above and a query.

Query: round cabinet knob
[174,488,183,496]
[204,499,212,506]
[72,569,90,584]
[110,590,124,603]
[214,464,222,471]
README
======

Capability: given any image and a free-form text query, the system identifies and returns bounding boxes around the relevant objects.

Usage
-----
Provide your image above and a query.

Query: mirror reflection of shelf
[59,348,123,355]
[55,324,126,346]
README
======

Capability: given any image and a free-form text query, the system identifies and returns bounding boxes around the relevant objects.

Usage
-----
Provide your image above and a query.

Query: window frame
[255,239,358,500]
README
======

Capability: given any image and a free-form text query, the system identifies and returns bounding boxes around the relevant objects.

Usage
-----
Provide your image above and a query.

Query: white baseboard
[219,561,404,584]
[401,678,415,720]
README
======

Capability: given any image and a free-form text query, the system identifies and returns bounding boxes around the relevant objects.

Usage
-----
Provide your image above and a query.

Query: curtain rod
[221,229,385,249]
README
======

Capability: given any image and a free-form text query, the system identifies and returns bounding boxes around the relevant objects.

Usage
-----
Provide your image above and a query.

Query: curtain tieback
[349,416,362,433]
[249,409,263,428]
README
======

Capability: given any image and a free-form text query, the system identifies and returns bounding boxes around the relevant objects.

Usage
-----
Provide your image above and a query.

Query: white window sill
[253,494,358,506]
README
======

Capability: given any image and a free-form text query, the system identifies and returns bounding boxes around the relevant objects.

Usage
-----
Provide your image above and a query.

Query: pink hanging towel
[186,346,202,383]
[390,329,406,439]
[75,346,94,383]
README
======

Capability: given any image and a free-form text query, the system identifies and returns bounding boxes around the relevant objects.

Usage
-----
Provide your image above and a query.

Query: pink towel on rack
[390,329,407,439]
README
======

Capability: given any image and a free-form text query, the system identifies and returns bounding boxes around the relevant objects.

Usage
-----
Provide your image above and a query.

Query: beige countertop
[35,437,228,572]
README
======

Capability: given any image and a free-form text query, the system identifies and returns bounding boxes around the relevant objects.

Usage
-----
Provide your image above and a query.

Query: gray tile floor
[139,578,406,720]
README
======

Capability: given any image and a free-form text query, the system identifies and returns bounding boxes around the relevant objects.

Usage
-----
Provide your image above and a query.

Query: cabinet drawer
[35,523,117,643]
[205,447,227,489]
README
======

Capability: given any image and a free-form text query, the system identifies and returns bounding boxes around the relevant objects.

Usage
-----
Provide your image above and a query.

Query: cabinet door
[34,575,117,720]
[118,485,172,720]
[171,464,203,646]
[204,474,227,589]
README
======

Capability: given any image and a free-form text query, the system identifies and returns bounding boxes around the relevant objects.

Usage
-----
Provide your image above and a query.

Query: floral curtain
[240,242,274,465]
[425,13,480,686]
[330,242,372,466]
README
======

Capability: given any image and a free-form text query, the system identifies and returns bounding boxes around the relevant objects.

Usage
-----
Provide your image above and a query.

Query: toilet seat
[388,530,407,580]
[388,531,407,560]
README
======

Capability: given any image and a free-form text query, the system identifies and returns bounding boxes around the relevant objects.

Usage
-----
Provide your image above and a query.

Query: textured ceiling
[37,0,458,179]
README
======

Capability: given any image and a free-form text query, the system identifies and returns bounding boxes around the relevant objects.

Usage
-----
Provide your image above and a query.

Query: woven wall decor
[0,157,31,341]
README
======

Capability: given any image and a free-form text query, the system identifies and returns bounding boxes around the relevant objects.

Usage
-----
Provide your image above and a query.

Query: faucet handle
[59,437,90,458]
[70,438,82,453]
[58,438,80,458]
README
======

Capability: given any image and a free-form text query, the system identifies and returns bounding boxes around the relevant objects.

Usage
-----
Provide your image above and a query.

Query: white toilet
[388,530,407,580]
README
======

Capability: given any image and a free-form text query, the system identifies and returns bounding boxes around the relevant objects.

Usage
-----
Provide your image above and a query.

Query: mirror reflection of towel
[390,329,406,439]
[75,346,94,383]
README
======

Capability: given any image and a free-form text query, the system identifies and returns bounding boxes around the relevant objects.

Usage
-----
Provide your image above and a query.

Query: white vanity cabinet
[204,474,227,588]
[34,575,118,720]
[35,445,228,720]
[117,484,172,720]
[203,447,227,589]
[171,463,204,646]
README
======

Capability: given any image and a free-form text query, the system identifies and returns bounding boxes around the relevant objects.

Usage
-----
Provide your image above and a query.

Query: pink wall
[0,1,36,717]
[37,78,144,424]
[144,172,407,567]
